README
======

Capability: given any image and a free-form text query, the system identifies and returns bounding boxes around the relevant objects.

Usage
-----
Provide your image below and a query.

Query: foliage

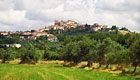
[61,41,78,63]
[61,37,99,66]
[61,35,133,68]
[130,33,140,72]
[0,48,16,63]
[111,25,118,30]
[120,27,129,31]
[0,28,140,73]
[44,51,60,60]
[103,38,130,68]
[20,43,42,64]
[36,36,48,41]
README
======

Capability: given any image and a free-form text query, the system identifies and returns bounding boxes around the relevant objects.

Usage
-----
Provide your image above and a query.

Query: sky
[0,0,140,32]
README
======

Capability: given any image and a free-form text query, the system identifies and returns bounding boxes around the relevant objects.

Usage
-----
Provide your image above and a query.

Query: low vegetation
[0,63,139,80]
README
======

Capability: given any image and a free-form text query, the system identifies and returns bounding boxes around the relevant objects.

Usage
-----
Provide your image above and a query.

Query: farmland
[0,63,139,80]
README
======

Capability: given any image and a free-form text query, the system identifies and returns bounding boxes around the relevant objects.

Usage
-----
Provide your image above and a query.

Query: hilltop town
[0,20,108,42]
[0,0,140,80]
[0,20,140,80]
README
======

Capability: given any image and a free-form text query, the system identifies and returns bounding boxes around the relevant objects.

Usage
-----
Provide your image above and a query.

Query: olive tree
[0,48,15,63]
[20,43,41,64]
[61,41,80,64]
[130,34,140,72]
[104,41,130,69]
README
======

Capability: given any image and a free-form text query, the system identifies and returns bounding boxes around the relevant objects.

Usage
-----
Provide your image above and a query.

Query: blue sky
[0,0,140,32]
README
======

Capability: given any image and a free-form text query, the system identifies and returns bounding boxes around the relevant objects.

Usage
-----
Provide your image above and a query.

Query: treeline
[0,32,140,72]
[0,34,17,44]
[48,25,129,41]
[0,40,61,63]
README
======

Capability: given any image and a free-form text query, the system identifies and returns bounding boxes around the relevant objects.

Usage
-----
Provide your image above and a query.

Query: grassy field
[0,64,139,80]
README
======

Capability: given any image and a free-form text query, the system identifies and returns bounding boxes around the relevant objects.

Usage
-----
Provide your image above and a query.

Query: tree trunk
[117,64,120,70]
[106,64,109,68]
[87,61,93,67]
[99,63,102,67]
[73,61,79,66]
[2,59,6,63]
[133,64,137,73]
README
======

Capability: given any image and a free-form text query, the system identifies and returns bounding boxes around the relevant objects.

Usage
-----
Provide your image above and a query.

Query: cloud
[0,0,139,32]
[0,10,25,24]
[0,0,14,11]
[13,0,64,10]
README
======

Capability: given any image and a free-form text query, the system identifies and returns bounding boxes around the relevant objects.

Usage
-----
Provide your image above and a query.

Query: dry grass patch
[39,60,64,64]
[119,30,130,35]
[8,59,21,64]
[72,62,130,74]
[0,59,2,63]
[0,59,20,64]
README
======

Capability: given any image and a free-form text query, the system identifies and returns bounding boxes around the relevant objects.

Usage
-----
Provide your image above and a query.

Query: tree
[0,48,15,63]
[88,32,107,41]
[76,26,83,31]
[130,34,140,72]
[76,37,93,65]
[111,25,118,30]
[126,33,134,48]
[85,24,91,31]
[117,34,126,45]
[20,43,41,64]
[62,36,99,66]
[0,34,16,44]
[98,37,130,68]
[71,43,81,64]
[104,41,130,69]
[37,40,48,50]
[31,30,36,32]
[44,51,60,60]
[120,27,129,31]
[97,38,112,67]
[63,37,72,46]
[61,42,77,63]
[84,39,99,67]
[0,34,6,39]
[36,36,48,41]
[0,48,5,59]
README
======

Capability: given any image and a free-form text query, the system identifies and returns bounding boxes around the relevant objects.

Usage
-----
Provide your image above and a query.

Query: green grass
[0,64,138,80]
[126,67,140,73]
